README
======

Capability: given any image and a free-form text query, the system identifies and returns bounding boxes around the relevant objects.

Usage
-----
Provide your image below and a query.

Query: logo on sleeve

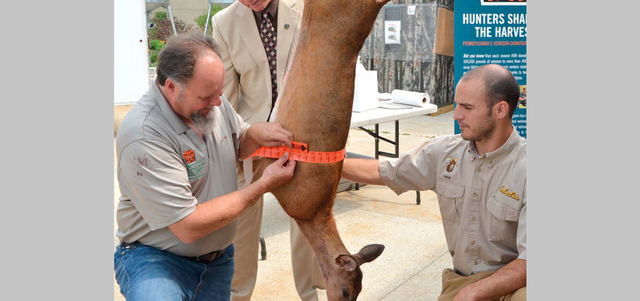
[445,157,459,173]
[182,149,196,164]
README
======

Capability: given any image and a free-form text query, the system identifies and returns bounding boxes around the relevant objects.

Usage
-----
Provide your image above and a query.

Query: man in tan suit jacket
[211,1,327,300]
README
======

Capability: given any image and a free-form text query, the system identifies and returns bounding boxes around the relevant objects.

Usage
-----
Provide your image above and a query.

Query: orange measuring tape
[248,141,346,163]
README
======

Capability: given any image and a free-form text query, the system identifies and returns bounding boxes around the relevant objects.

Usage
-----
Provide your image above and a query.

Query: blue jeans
[114,243,235,301]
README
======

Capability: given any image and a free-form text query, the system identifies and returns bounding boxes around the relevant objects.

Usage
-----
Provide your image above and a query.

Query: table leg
[357,121,421,205]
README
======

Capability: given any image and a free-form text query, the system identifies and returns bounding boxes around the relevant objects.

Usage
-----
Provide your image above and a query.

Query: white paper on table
[378,92,392,100]
[390,89,431,107]
[352,64,379,112]
[379,100,412,110]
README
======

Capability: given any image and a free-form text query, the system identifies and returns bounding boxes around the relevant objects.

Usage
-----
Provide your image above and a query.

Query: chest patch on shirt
[499,185,520,201]
[182,149,196,164]
[186,159,206,181]
[183,149,205,181]
[445,157,459,173]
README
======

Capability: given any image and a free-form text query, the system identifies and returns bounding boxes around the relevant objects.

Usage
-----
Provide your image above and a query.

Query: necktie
[259,10,277,120]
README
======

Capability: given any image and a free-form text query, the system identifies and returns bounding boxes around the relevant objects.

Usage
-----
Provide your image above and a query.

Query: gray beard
[191,109,215,136]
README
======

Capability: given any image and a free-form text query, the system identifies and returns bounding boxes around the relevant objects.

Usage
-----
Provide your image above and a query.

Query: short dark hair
[156,32,222,87]
[461,64,520,117]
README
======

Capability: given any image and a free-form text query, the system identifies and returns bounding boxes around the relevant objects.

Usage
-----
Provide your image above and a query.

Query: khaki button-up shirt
[379,128,526,275]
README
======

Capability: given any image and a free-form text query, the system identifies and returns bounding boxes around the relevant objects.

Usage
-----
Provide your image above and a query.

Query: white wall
[114,0,150,105]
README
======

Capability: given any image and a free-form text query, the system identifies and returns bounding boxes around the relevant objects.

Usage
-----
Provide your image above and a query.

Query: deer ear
[352,244,385,266]
[335,254,358,272]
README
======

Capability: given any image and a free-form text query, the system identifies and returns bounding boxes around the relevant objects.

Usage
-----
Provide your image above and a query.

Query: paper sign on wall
[385,21,401,44]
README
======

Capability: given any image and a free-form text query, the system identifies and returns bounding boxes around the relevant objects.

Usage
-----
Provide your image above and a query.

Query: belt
[121,242,227,264]
[185,247,227,263]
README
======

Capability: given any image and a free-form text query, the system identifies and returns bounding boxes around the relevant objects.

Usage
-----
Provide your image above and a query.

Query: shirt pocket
[436,181,465,224]
[184,147,209,195]
[487,193,522,241]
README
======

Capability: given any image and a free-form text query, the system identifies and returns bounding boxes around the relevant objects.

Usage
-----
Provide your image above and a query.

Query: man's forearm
[168,179,269,244]
[238,128,258,160]
[457,259,526,301]
[341,158,384,185]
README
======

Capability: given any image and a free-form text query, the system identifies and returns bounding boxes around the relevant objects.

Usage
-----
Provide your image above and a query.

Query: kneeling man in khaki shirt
[342,64,526,301]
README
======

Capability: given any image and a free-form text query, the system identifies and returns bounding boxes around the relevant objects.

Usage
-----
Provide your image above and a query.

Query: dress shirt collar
[252,0,279,23]
[468,126,522,167]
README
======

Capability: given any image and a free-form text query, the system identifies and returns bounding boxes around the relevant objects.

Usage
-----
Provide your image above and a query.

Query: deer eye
[342,289,349,299]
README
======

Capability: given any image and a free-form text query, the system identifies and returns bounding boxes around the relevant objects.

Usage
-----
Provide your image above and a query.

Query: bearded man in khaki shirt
[114,33,297,301]
[342,64,526,301]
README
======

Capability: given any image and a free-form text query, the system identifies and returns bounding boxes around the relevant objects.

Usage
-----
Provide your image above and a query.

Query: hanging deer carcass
[251,0,391,300]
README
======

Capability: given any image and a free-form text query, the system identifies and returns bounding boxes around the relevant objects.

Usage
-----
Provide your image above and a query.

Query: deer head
[324,244,385,301]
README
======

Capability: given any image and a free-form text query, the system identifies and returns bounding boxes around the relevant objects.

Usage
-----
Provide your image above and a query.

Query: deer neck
[295,213,349,276]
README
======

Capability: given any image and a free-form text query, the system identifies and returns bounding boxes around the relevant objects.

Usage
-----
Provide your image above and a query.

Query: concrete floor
[114,110,456,300]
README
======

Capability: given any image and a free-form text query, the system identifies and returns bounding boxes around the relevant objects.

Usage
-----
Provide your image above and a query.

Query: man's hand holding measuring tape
[239,122,296,191]
[239,121,348,193]
[240,122,295,159]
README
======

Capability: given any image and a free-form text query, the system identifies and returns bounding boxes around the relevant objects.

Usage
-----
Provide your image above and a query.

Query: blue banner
[454,0,527,138]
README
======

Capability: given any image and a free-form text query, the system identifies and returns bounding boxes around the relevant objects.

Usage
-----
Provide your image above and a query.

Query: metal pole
[395,120,399,157]
[204,4,213,36]
[167,4,178,36]
[259,233,267,260]
[375,124,379,159]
